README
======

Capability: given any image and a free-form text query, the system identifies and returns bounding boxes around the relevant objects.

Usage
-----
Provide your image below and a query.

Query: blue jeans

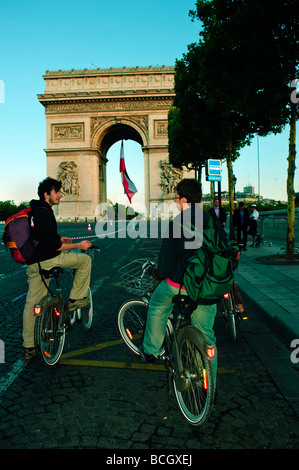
[143,280,217,383]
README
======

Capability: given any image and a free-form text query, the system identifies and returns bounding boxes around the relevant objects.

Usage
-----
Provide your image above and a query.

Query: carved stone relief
[159,160,183,196]
[45,99,173,114]
[154,120,168,138]
[51,123,84,141]
[57,161,80,196]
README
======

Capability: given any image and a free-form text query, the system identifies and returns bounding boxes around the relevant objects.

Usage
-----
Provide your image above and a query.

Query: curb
[235,272,299,350]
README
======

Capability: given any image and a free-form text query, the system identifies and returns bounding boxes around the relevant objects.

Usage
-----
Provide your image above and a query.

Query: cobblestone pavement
[1,223,299,451]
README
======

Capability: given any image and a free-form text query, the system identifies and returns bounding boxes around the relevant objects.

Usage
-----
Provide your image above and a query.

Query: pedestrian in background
[248,204,260,246]
[233,202,250,251]
[209,198,227,227]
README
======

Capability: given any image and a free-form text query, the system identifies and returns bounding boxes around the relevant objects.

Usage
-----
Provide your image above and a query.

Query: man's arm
[58,239,92,252]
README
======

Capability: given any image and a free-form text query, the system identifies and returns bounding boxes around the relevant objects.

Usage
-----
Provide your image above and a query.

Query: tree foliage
[169,0,298,256]
[0,201,29,222]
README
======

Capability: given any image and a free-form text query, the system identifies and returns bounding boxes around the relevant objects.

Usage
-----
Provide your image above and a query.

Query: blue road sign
[206,159,222,181]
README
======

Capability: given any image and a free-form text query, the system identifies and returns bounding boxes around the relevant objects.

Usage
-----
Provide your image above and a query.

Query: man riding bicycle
[140,178,220,384]
[22,177,92,360]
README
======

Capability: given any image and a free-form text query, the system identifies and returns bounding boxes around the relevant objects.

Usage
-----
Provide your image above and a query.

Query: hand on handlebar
[79,240,93,251]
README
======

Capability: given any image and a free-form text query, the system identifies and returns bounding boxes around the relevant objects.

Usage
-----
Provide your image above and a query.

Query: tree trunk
[286,97,297,261]
[227,122,235,240]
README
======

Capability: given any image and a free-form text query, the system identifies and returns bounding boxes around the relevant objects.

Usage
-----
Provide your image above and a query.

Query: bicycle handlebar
[79,244,100,253]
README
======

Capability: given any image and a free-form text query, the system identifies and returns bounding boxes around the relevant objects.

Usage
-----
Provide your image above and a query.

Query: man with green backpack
[140,179,236,385]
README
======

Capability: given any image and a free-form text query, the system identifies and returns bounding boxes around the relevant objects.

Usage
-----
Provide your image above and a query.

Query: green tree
[0,201,30,221]
[191,0,298,257]
[169,26,255,237]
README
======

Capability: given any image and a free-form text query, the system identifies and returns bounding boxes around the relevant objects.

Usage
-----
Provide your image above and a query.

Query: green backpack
[183,214,235,304]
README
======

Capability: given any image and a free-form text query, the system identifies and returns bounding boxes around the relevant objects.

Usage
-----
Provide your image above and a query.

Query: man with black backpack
[22,177,92,360]
[140,179,235,386]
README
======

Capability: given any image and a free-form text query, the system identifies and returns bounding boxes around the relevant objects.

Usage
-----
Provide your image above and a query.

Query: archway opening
[106,139,145,209]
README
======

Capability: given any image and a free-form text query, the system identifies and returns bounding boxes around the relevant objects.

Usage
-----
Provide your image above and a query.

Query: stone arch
[37,66,189,220]
[91,118,147,208]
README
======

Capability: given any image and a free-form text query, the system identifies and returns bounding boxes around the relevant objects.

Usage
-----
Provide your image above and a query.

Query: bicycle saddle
[40,267,64,279]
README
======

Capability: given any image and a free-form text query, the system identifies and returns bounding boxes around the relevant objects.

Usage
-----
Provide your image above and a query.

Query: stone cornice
[43,65,175,78]
[38,95,174,114]
[37,89,175,104]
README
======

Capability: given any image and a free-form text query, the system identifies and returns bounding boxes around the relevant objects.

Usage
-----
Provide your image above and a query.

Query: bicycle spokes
[174,336,215,426]
[34,303,65,366]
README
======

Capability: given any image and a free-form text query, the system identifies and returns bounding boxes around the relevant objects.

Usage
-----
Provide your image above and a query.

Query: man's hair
[239,201,245,208]
[38,177,62,200]
[176,178,202,205]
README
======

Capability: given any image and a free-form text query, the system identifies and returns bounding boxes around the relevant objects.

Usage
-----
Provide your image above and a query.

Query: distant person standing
[233,202,250,250]
[248,204,260,246]
[209,198,227,227]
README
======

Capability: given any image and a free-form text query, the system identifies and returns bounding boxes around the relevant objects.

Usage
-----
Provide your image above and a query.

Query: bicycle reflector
[54,308,61,317]
[206,345,215,358]
[203,369,208,390]
[223,293,230,299]
[34,305,42,315]
[126,328,133,341]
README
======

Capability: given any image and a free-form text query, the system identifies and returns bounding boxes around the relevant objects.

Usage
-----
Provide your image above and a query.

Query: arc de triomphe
[37,66,189,220]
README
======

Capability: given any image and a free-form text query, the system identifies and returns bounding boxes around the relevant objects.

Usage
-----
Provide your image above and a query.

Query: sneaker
[139,345,156,364]
[67,297,90,312]
[23,347,36,361]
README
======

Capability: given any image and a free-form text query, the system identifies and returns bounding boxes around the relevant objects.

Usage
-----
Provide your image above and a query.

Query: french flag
[119,140,137,203]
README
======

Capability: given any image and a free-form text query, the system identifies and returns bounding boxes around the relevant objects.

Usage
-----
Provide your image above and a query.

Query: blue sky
[0,0,297,208]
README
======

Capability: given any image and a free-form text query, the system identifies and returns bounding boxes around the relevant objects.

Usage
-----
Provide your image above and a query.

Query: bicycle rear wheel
[227,311,237,341]
[34,300,65,366]
[118,299,148,355]
[223,295,237,341]
[173,327,215,426]
[79,286,93,331]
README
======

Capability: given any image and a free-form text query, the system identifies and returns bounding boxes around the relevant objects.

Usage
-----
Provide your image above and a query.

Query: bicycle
[221,286,249,341]
[117,259,216,426]
[33,245,99,366]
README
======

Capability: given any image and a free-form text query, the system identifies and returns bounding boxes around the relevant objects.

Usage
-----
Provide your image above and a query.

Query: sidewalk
[234,240,299,349]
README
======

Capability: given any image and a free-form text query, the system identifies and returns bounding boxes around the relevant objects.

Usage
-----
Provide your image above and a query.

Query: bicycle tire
[118,299,172,358]
[227,311,237,341]
[34,298,65,366]
[79,286,93,331]
[223,296,237,341]
[173,326,215,426]
[117,299,148,355]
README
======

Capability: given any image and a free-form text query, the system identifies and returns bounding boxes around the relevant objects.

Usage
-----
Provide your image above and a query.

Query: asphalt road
[0,222,299,455]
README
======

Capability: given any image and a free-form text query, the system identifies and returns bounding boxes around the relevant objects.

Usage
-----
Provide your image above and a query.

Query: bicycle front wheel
[34,300,65,366]
[79,286,93,331]
[118,299,148,355]
[173,327,215,426]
